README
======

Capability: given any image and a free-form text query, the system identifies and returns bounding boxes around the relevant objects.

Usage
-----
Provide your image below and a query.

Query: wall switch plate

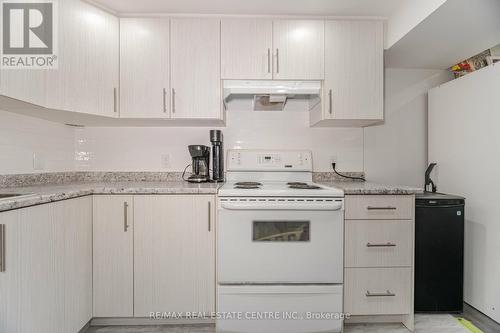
[33,152,46,171]
[161,154,171,169]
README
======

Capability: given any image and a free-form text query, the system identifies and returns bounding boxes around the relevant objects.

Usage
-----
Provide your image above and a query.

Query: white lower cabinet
[0,197,92,333]
[92,195,216,318]
[344,195,415,331]
[93,195,134,317]
[134,195,216,317]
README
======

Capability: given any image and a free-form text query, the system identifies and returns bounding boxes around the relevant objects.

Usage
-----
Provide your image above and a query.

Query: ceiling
[88,0,409,17]
[385,0,500,69]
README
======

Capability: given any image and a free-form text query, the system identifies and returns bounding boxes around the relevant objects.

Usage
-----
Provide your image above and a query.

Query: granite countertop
[0,181,222,212]
[318,180,423,195]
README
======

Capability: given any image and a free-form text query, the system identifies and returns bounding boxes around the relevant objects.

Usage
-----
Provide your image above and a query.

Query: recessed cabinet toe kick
[217,150,345,333]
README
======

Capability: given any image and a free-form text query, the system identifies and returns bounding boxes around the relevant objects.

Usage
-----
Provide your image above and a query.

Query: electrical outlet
[33,152,46,171]
[161,154,171,169]
[330,155,338,164]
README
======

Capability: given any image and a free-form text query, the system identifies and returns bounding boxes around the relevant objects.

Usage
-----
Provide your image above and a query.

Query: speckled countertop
[318,180,423,195]
[0,182,222,212]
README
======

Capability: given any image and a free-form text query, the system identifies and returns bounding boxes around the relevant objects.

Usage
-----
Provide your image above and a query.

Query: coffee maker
[187,145,210,183]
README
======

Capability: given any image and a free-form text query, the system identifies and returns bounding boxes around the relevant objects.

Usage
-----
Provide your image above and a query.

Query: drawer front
[345,267,412,315]
[345,195,414,220]
[345,219,412,268]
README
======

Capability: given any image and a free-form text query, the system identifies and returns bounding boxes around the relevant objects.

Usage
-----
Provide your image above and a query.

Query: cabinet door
[221,19,273,80]
[63,197,92,332]
[134,195,216,316]
[0,210,22,333]
[272,20,324,80]
[171,18,221,120]
[19,203,65,333]
[47,0,119,117]
[120,18,170,118]
[93,196,134,317]
[324,20,384,121]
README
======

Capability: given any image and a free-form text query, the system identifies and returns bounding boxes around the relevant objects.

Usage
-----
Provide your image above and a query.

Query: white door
[221,19,273,80]
[120,18,170,118]
[324,20,384,120]
[93,196,134,317]
[134,195,215,316]
[218,198,344,284]
[170,18,222,120]
[19,203,65,333]
[0,210,22,333]
[63,197,92,332]
[272,20,324,80]
[47,0,119,117]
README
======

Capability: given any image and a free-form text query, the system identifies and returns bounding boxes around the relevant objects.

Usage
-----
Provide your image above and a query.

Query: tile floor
[84,314,470,333]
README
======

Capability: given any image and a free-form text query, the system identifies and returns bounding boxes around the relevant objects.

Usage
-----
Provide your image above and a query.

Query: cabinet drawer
[344,267,412,315]
[345,219,412,268]
[345,195,414,220]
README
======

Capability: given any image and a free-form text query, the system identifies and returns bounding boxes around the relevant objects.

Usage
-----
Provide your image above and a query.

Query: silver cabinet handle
[276,48,280,74]
[208,201,212,232]
[0,224,5,273]
[267,48,271,73]
[366,290,396,297]
[367,206,397,210]
[163,88,167,113]
[113,88,118,113]
[328,89,333,115]
[367,242,397,248]
[124,202,129,232]
[171,88,176,114]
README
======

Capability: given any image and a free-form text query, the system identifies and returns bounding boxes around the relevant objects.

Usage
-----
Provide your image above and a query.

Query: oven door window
[253,221,310,242]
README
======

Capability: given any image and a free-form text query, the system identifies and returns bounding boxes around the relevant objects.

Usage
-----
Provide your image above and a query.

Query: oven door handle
[220,201,343,211]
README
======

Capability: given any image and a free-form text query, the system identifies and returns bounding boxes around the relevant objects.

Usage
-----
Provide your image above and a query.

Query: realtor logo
[1,0,58,69]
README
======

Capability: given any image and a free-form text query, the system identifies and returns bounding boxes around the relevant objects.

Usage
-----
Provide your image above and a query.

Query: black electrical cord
[182,164,192,181]
[332,163,366,182]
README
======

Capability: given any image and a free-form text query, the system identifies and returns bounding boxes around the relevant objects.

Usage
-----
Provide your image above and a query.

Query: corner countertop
[0,181,222,212]
[318,181,423,195]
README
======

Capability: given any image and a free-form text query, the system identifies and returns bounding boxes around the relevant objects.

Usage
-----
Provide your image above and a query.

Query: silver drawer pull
[367,242,397,248]
[367,206,397,210]
[0,224,5,272]
[124,202,129,232]
[366,290,396,297]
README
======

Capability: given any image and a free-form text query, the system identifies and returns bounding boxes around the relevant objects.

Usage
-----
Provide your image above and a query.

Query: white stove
[217,150,345,333]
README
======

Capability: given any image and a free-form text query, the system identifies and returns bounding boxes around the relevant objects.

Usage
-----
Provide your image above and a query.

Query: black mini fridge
[415,193,465,313]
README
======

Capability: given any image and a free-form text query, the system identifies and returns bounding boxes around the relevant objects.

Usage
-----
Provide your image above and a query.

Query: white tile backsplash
[76,111,364,172]
[0,110,76,174]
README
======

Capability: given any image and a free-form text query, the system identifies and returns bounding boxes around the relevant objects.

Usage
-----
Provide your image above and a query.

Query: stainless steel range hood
[223,80,322,111]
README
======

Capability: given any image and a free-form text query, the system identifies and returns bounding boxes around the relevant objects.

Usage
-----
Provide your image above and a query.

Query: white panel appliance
[217,150,345,333]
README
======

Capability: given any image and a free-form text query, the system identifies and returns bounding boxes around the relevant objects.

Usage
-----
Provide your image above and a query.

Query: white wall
[0,110,76,174]
[364,68,452,187]
[428,64,500,323]
[75,110,364,172]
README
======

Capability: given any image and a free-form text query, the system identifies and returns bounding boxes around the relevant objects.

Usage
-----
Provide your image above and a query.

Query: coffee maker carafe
[188,145,210,183]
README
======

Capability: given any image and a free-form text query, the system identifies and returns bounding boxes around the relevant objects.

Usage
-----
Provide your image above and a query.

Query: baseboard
[90,317,215,326]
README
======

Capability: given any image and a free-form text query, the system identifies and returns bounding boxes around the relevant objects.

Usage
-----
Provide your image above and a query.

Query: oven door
[217,197,344,284]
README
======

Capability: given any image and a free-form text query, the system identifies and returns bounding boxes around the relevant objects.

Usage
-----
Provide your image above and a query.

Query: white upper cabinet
[170,18,222,120]
[272,20,325,80]
[45,0,119,117]
[120,18,170,118]
[221,19,324,80]
[221,19,273,80]
[312,20,384,127]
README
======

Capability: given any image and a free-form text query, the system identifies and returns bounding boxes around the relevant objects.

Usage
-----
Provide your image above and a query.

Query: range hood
[223,80,322,111]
